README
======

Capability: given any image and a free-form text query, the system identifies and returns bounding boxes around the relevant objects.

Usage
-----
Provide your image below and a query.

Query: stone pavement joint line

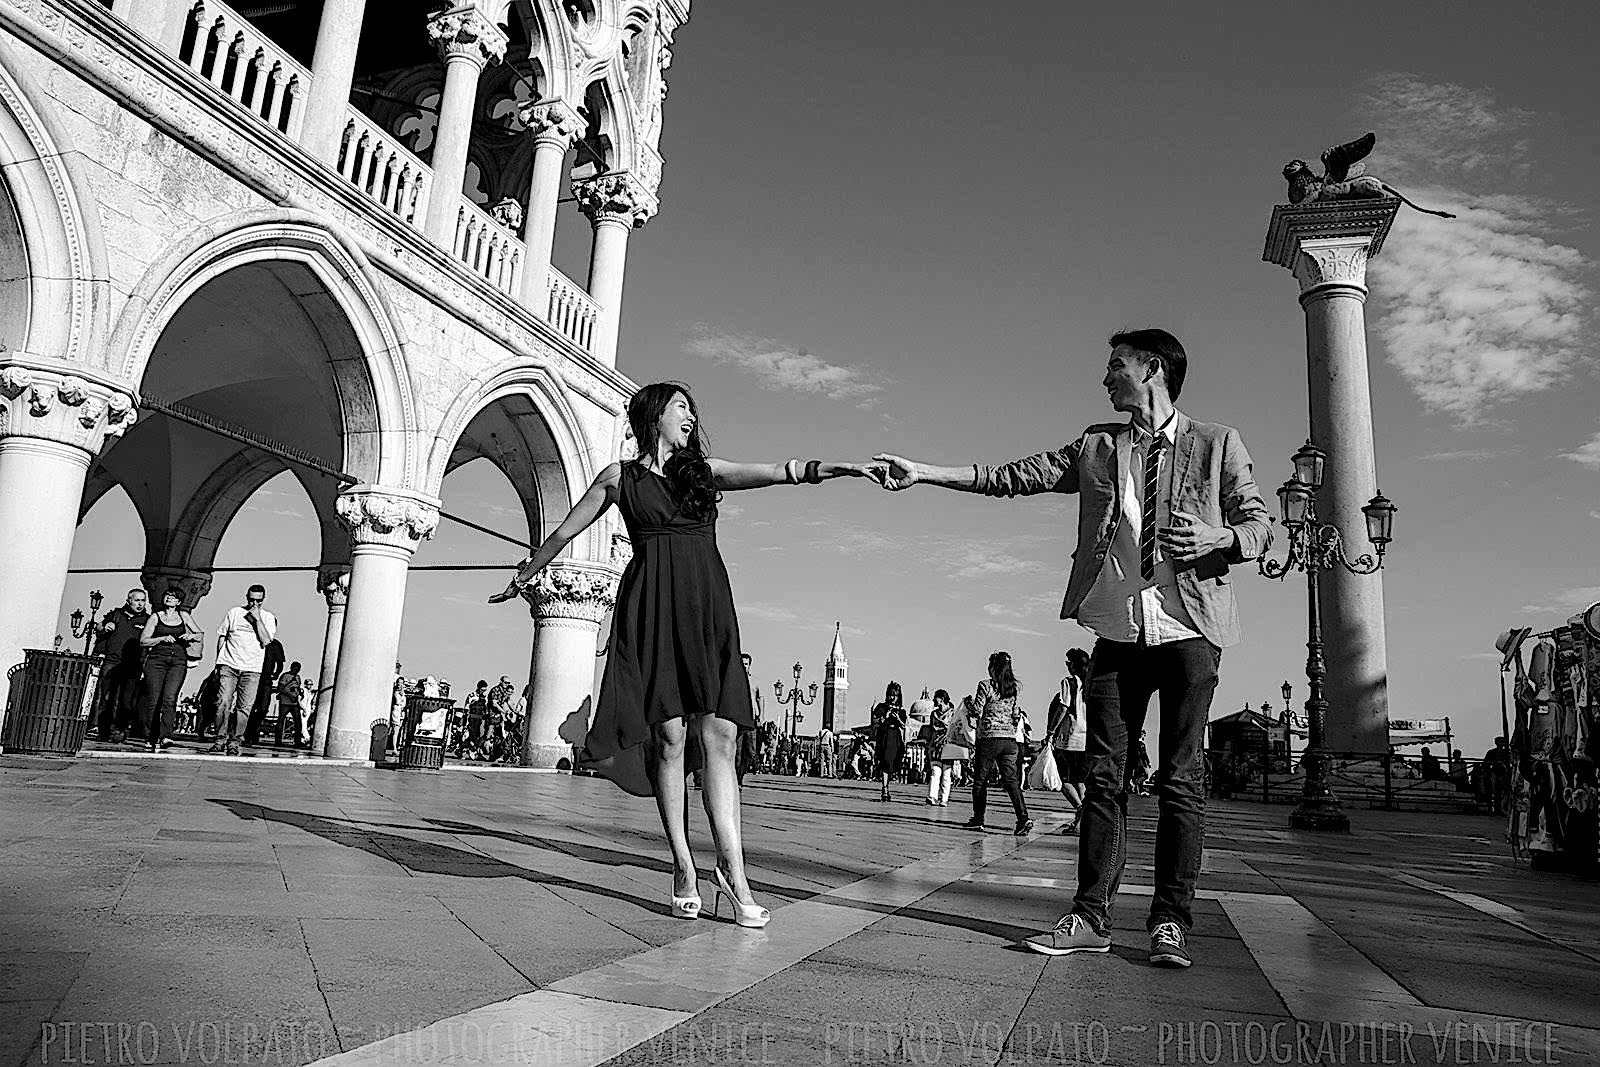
[1392,870,1600,966]
[311,817,1070,1065]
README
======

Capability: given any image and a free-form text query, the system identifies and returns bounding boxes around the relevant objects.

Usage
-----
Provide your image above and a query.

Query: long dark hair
[988,652,1018,700]
[628,382,719,521]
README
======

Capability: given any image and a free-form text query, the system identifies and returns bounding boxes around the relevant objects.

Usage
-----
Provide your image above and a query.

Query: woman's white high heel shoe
[670,893,702,920]
[711,867,770,929]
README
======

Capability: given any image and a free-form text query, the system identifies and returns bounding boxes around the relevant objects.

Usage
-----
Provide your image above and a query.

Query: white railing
[452,198,525,296]
[335,109,432,228]
[545,267,599,352]
[176,0,307,138]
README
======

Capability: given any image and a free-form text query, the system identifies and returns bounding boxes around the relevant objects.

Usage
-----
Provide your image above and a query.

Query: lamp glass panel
[1292,442,1326,490]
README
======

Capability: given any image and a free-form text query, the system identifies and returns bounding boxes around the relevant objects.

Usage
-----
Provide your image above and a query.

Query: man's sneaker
[206,741,226,754]
[225,742,242,756]
[961,819,985,830]
[1023,914,1111,956]
[1014,819,1035,837]
[1149,922,1191,968]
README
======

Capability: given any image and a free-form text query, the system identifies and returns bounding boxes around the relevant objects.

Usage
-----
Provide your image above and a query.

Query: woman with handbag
[964,651,1033,835]
[137,587,201,752]
[872,682,908,802]
[924,689,966,807]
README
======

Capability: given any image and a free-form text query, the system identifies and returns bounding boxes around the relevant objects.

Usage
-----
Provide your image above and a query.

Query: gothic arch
[427,362,599,556]
[0,36,112,366]
[104,208,418,488]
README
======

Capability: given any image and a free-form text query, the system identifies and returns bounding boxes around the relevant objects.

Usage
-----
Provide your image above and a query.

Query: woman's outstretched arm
[488,463,622,603]
[709,458,883,491]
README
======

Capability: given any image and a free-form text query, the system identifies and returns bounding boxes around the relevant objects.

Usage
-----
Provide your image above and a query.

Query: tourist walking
[872,682,907,802]
[209,584,277,756]
[92,588,149,743]
[490,381,877,928]
[274,662,305,746]
[136,587,200,751]
[963,652,1032,835]
[1048,648,1091,832]
[924,689,964,806]
[875,328,1272,967]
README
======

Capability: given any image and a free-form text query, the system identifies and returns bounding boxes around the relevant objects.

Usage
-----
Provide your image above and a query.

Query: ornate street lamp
[1260,439,1397,832]
[67,589,105,656]
[774,661,817,738]
[1281,680,1293,706]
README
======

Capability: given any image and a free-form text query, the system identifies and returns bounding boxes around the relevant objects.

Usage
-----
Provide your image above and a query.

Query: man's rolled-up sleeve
[973,442,1081,498]
[1220,428,1273,563]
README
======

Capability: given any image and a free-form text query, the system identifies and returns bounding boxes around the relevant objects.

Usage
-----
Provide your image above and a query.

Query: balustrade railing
[176,0,306,138]
[546,267,599,352]
[451,198,524,296]
[335,110,432,228]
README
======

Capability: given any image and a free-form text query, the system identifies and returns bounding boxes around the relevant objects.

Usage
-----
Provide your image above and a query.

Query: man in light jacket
[876,328,1272,968]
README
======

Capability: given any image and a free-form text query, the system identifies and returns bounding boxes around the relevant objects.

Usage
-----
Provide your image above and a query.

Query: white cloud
[982,621,1050,638]
[683,324,889,407]
[739,602,801,624]
[1417,449,1505,462]
[1561,435,1600,470]
[981,603,1010,617]
[1519,585,1600,617]
[1353,76,1595,425]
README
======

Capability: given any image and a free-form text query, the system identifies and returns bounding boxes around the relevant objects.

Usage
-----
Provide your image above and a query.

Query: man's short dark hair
[247,583,267,596]
[1110,328,1187,400]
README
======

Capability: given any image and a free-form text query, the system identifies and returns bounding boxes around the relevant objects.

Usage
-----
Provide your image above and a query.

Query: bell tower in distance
[821,622,848,732]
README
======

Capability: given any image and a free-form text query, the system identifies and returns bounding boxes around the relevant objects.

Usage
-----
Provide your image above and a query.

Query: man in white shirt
[208,584,277,756]
[875,329,1272,968]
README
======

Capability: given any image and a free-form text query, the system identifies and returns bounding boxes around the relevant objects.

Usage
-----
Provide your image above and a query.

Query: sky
[65,1,1600,759]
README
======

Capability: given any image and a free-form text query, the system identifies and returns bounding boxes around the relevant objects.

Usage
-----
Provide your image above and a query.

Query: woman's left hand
[487,578,524,605]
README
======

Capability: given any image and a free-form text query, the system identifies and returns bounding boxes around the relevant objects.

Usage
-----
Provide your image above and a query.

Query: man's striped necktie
[1139,436,1166,581]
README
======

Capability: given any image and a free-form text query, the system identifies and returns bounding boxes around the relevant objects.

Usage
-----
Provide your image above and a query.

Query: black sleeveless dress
[582,462,755,795]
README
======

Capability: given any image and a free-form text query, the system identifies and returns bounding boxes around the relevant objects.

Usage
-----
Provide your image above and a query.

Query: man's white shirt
[1074,412,1204,645]
[215,605,277,672]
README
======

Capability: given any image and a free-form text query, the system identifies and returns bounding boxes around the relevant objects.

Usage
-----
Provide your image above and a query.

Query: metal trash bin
[0,650,103,756]
[398,695,453,770]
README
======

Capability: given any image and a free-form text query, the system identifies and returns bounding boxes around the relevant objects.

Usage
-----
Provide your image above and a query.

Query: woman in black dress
[491,382,878,928]
[872,681,908,802]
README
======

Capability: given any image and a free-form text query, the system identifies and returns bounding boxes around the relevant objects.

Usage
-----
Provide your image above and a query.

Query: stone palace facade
[0,0,688,763]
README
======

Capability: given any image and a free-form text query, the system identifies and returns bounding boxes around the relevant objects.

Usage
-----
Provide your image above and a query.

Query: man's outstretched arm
[874,445,1080,497]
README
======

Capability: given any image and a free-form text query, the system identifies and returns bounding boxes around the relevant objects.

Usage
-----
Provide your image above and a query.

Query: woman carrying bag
[924,690,966,807]
[964,651,1033,836]
[137,587,202,752]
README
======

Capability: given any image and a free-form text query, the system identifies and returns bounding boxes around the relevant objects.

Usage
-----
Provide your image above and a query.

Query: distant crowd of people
[88,583,308,755]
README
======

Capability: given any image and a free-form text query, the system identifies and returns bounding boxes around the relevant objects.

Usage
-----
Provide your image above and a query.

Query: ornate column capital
[1292,237,1372,301]
[426,5,508,68]
[520,559,621,625]
[519,100,586,149]
[140,566,213,611]
[1262,200,1400,303]
[318,566,352,609]
[573,173,657,230]
[0,357,137,454]
[335,487,441,553]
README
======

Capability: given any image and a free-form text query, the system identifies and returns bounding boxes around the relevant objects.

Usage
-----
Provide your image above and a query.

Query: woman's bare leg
[647,718,696,897]
[694,714,758,904]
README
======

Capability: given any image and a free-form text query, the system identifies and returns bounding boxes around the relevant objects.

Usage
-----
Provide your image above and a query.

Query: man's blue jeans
[215,665,261,743]
[1071,637,1219,934]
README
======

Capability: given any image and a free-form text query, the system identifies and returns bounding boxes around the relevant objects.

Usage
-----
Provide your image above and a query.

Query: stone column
[300,0,370,164]
[574,174,657,368]
[422,6,507,244]
[518,560,619,768]
[139,566,213,612]
[310,567,349,756]
[0,361,136,714]
[324,488,438,760]
[517,100,585,307]
[1264,200,1401,756]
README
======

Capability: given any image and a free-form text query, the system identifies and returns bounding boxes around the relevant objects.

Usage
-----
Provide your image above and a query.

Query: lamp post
[1259,440,1397,832]
[773,662,816,738]
[67,589,105,656]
